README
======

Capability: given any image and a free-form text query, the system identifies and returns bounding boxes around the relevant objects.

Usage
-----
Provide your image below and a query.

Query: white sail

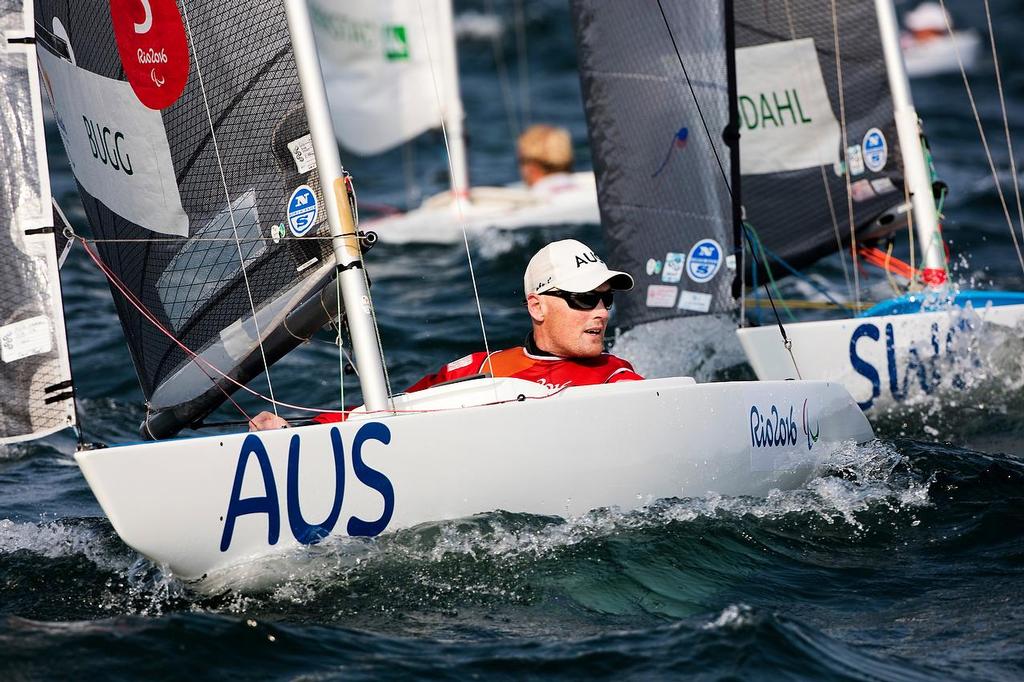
[1,2,76,443]
[310,0,463,158]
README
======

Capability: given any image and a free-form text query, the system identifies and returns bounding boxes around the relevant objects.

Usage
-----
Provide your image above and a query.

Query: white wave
[703,603,756,630]
[0,518,127,572]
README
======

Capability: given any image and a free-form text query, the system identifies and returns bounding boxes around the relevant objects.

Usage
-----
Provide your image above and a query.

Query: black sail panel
[734,0,906,272]
[34,1,339,437]
[570,0,737,330]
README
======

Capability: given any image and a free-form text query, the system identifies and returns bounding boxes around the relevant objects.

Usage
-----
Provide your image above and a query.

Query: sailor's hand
[248,411,290,431]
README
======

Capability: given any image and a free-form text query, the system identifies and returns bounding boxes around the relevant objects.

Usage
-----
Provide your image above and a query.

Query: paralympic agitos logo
[109,0,189,110]
[750,399,820,451]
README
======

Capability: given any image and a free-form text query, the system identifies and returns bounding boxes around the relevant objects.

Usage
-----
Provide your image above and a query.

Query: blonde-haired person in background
[516,124,578,196]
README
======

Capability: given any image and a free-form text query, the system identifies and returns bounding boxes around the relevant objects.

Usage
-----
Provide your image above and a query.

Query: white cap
[523,239,634,296]
[905,3,951,32]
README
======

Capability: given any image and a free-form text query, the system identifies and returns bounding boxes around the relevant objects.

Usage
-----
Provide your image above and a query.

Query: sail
[735,0,906,272]
[1,2,76,444]
[34,1,341,439]
[570,0,739,330]
[309,0,461,157]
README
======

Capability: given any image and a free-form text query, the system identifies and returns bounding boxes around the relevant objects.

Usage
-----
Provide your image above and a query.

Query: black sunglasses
[541,289,614,311]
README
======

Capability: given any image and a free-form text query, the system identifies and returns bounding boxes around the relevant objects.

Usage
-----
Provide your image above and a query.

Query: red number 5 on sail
[109,0,189,110]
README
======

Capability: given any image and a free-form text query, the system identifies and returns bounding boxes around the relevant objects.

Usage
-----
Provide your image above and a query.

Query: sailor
[517,124,578,196]
[248,239,642,431]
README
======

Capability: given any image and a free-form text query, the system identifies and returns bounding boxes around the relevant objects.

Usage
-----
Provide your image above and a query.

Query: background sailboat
[570,0,1024,421]
[732,0,1024,416]
[309,0,600,244]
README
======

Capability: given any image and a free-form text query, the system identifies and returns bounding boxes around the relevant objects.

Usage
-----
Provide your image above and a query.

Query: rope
[744,298,875,311]
[937,0,1024,275]
[741,225,802,379]
[745,224,857,315]
[778,2,853,301]
[73,232,349,418]
[417,0,495,393]
[180,2,279,416]
[829,0,861,309]
[513,0,531,128]
[980,0,1024,262]
[484,0,522,139]
[655,0,801,377]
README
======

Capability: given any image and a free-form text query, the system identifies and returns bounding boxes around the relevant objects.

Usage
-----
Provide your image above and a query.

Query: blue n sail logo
[652,127,689,178]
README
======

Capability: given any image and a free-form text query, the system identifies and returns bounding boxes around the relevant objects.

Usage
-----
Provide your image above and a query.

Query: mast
[874,0,947,286]
[283,0,391,412]
[437,0,470,199]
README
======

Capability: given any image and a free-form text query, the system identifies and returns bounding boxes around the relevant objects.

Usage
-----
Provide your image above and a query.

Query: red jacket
[313,339,642,424]
[407,346,642,393]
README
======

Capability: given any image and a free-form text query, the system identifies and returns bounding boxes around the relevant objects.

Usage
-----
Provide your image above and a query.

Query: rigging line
[417,0,495,392]
[742,224,802,379]
[336,273,346,419]
[746,224,856,313]
[820,167,854,297]
[657,0,800,373]
[655,0,731,194]
[903,175,917,287]
[937,0,1024,276]
[60,233,363,244]
[980,0,1024,261]
[483,0,521,138]
[77,235,338,416]
[77,238,254,423]
[180,2,279,416]
[777,0,852,298]
[513,0,530,127]
[829,0,860,310]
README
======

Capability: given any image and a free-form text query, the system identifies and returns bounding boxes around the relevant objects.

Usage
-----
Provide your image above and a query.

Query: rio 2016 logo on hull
[220,422,395,552]
[750,399,819,451]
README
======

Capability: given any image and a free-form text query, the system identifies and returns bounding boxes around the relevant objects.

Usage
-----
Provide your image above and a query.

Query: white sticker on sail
[288,134,317,174]
[1,316,53,363]
[736,39,840,175]
[37,48,189,236]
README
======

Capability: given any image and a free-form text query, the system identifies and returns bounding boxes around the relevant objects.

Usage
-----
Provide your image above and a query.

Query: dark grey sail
[1,3,76,444]
[34,1,342,439]
[570,0,739,330]
[735,0,906,272]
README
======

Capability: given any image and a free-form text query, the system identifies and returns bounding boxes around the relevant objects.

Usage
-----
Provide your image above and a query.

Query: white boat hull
[75,376,871,585]
[737,303,1024,413]
[365,172,600,244]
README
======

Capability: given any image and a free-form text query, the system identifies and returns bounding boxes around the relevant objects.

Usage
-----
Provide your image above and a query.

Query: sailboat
[11,0,872,587]
[569,0,1024,417]
[308,0,600,244]
[726,0,1024,414]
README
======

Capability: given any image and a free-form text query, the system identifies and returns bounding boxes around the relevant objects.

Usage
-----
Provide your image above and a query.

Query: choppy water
[5,0,1024,679]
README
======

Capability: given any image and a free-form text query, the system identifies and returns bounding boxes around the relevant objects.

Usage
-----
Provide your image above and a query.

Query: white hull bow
[737,301,1024,413]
